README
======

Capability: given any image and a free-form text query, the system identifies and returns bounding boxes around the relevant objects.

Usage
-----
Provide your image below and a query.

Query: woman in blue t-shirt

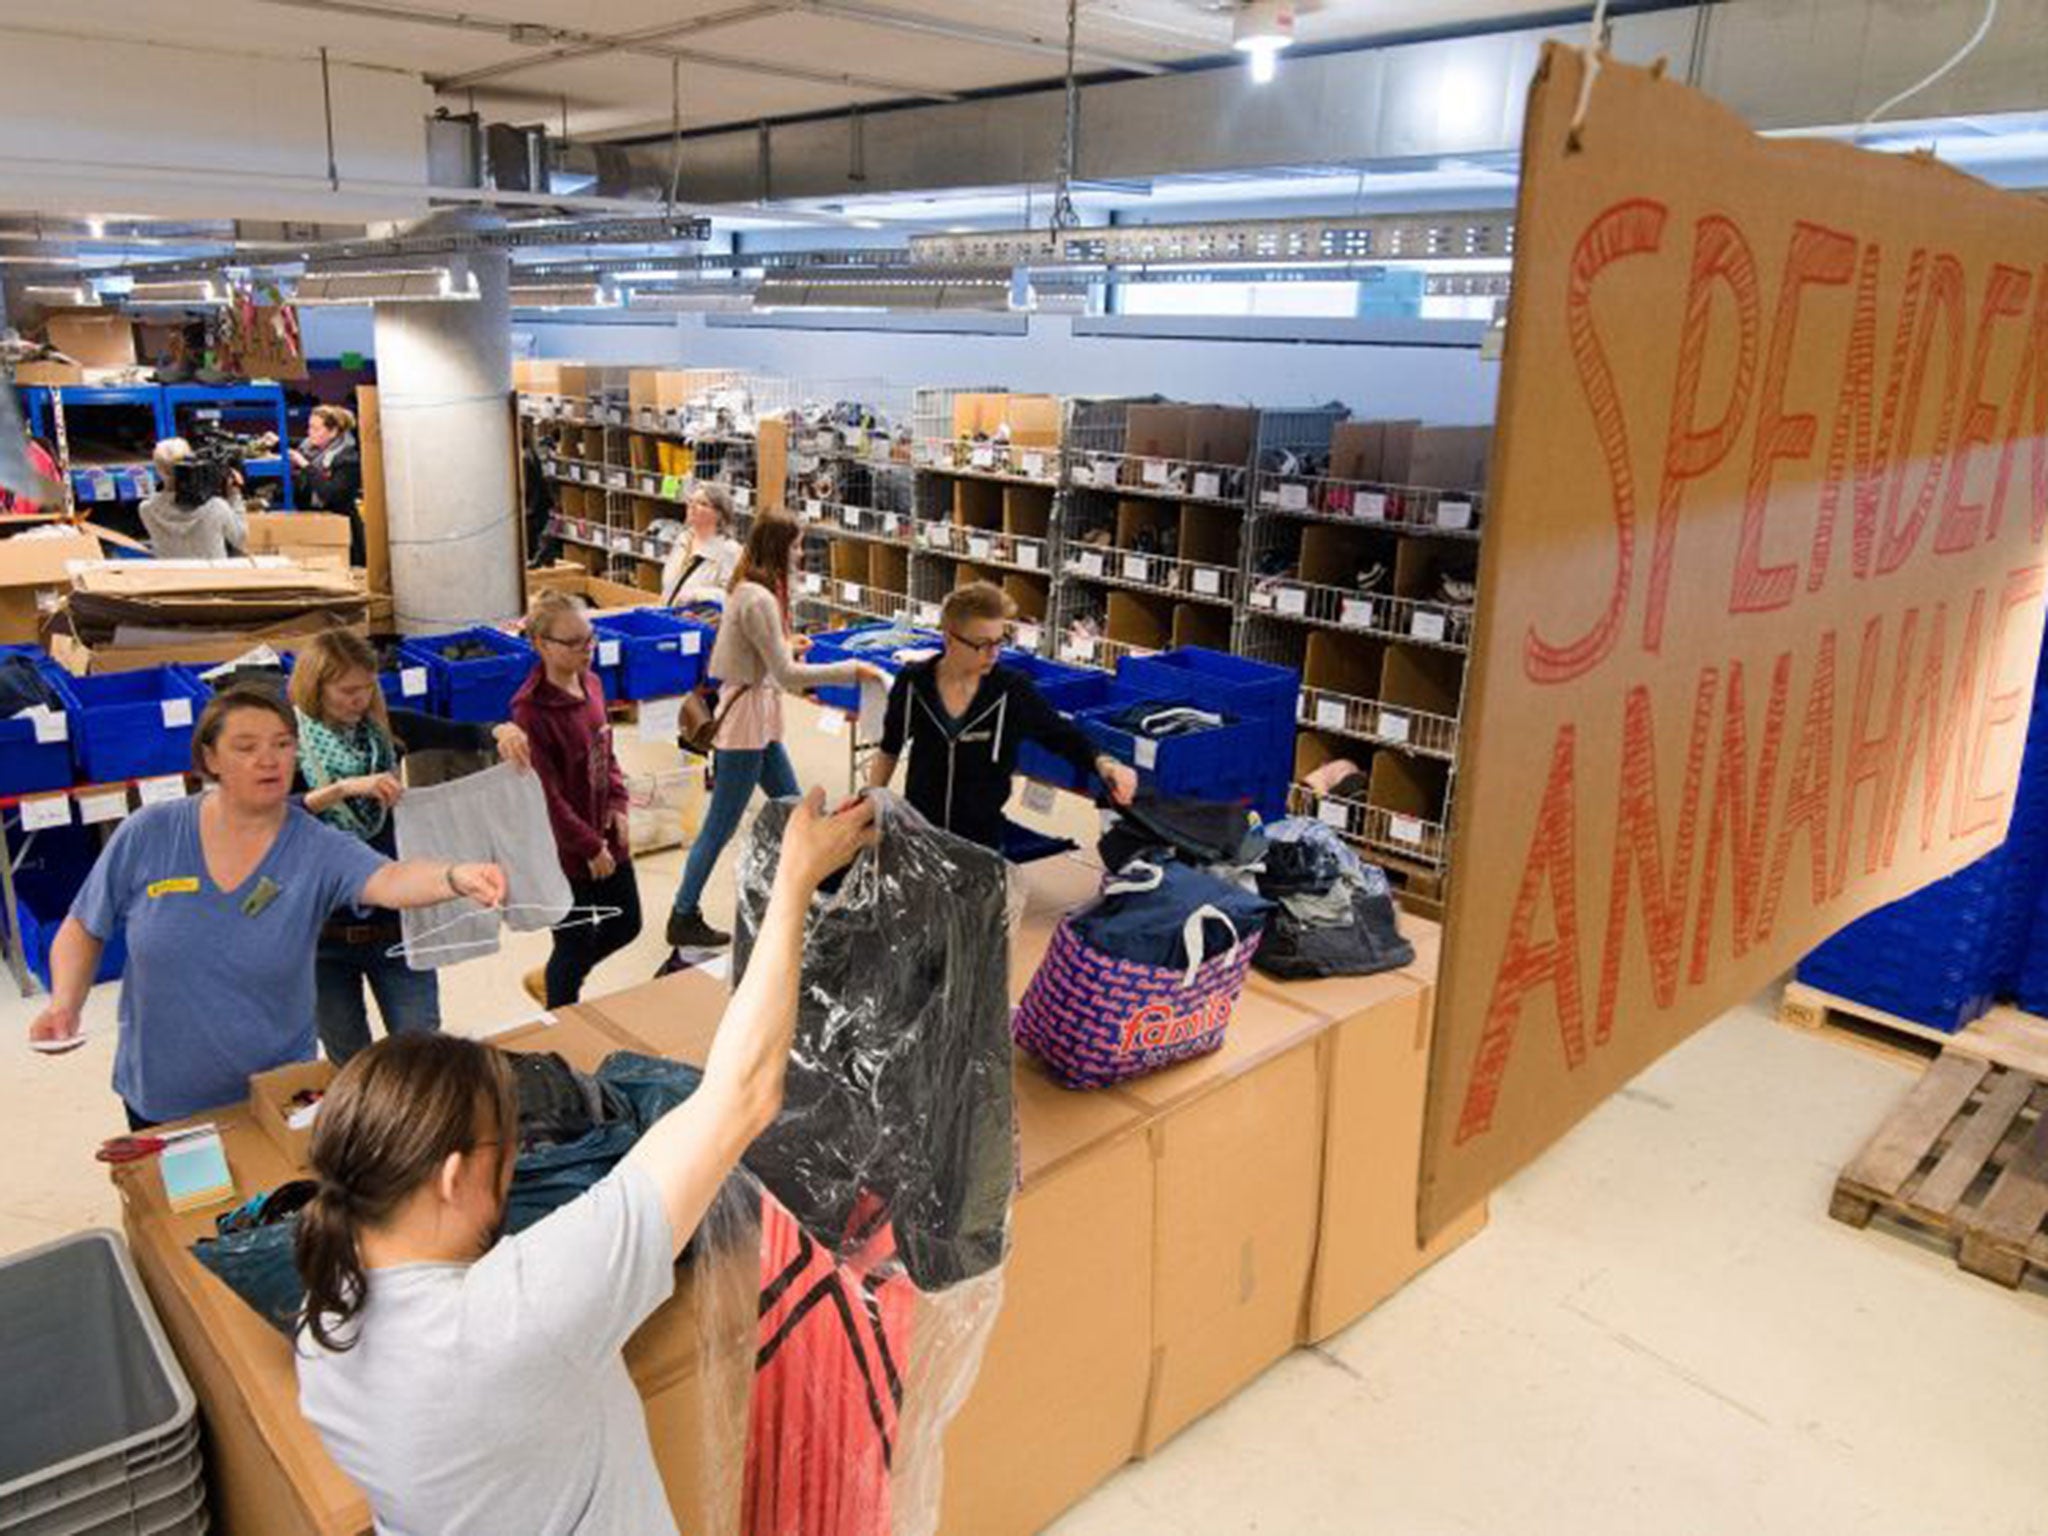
[27,687,509,1128]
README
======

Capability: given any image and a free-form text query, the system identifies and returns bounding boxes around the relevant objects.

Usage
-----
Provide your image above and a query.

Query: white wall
[517,312,1499,425]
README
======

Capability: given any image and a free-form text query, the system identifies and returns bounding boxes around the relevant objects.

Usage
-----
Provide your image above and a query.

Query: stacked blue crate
[1991,650,2048,994]
[1115,648,1299,819]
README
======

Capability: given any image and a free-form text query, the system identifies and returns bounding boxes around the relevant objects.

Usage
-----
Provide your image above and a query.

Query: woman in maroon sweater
[512,591,642,1005]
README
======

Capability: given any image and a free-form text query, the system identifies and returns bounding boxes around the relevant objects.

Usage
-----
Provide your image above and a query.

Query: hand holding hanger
[447,862,508,908]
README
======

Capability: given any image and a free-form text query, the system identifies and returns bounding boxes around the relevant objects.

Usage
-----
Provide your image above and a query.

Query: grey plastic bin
[0,1231,206,1536]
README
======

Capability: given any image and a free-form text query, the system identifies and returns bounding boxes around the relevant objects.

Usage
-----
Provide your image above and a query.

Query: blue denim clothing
[670,743,800,916]
[314,932,443,1066]
[1068,859,1272,972]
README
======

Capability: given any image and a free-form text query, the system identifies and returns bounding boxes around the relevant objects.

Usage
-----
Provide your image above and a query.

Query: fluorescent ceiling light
[296,265,479,305]
[21,282,95,306]
[129,278,227,306]
[625,283,757,313]
[1233,1,1294,84]
[510,280,618,310]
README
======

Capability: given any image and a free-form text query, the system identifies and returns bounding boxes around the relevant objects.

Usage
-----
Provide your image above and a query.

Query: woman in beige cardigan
[665,514,884,953]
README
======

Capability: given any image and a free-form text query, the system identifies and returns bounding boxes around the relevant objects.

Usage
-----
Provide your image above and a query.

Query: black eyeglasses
[540,632,595,651]
[948,630,1006,657]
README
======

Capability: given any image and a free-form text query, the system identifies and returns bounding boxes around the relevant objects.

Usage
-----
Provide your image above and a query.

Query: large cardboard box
[10,360,85,386]
[243,513,353,571]
[246,1058,336,1168]
[45,309,137,368]
[1123,403,1189,464]
[1184,405,1255,468]
[0,528,101,643]
[1405,424,1492,491]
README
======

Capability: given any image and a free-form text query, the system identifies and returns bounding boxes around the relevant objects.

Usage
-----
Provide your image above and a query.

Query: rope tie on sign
[1565,0,1612,153]
[387,903,626,962]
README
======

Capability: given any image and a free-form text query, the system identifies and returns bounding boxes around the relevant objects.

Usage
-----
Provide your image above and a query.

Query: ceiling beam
[428,1,797,92]
[788,0,1170,75]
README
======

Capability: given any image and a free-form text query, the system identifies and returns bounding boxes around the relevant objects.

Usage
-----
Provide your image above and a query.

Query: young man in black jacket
[866,583,1137,851]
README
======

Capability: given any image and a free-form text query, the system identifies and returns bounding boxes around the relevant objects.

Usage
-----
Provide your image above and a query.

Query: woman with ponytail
[295,786,878,1536]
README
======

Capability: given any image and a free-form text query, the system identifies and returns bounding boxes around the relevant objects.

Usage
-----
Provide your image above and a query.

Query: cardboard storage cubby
[1004,483,1056,539]
[1295,730,1373,791]
[1172,603,1232,649]
[1107,590,1174,650]
[1124,403,1189,464]
[1006,394,1063,448]
[1369,754,1449,858]
[1178,503,1242,573]
[829,540,869,586]
[1185,406,1256,469]
[954,478,1004,529]
[1378,645,1464,718]
[1301,522,1398,590]
[956,560,998,591]
[871,544,911,598]
[628,434,660,473]
[1393,538,1478,601]
[1115,498,1177,550]
[1006,573,1051,622]
[1329,419,1422,482]
[1305,630,1386,702]
[1406,425,1492,491]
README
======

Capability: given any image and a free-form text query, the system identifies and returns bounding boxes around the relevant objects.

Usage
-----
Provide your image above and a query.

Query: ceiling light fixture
[295,264,480,305]
[129,278,228,306]
[509,280,618,310]
[21,282,95,307]
[1233,0,1295,85]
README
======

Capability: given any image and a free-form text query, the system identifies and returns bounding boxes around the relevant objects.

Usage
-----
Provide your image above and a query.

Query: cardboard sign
[1421,47,2048,1238]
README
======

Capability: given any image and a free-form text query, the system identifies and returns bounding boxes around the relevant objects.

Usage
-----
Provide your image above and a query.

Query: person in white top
[295,788,877,1536]
[659,483,743,608]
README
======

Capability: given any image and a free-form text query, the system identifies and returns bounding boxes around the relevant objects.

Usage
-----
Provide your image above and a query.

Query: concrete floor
[3,699,2045,1535]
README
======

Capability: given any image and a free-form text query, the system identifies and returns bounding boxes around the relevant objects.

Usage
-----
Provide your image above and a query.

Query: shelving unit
[514,370,1490,913]
[18,383,297,515]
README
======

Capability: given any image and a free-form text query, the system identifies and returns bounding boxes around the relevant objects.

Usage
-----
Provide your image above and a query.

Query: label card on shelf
[681,632,702,656]
[1379,710,1413,745]
[1278,482,1310,511]
[970,445,995,469]
[1061,639,1094,664]
[882,514,901,537]
[1016,622,1042,652]
[913,441,933,465]
[1276,586,1308,616]
[803,499,823,521]
[160,698,193,729]
[1411,610,1449,643]
[969,536,992,559]
[1079,552,1106,578]
[1134,738,1159,771]
[400,667,429,697]
[841,582,863,604]
[1122,555,1150,583]
[1141,459,1169,486]
[1193,568,1222,597]
[597,640,621,667]
[1356,491,1389,521]
[636,697,683,744]
[1193,471,1223,500]
[77,787,130,825]
[1437,499,1475,531]
[734,486,753,509]
[802,573,824,596]
[1016,544,1039,569]
[1249,588,1275,610]
[817,708,846,737]
[20,793,70,832]
[1315,699,1348,731]
[1340,597,1376,630]
[1021,451,1046,478]
[1021,780,1057,816]
[844,505,864,528]
[138,775,188,805]
[1317,798,1349,831]
[1389,814,1426,847]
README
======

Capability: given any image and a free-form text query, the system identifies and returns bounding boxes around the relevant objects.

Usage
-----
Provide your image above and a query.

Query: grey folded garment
[394,763,572,970]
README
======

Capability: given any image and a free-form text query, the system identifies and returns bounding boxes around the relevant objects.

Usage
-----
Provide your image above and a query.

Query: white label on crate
[1122,555,1150,583]
[400,666,429,698]
[1437,499,1475,531]
[1021,780,1057,816]
[1357,491,1389,521]
[77,787,129,825]
[20,793,70,832]
[1141,458,1168,486]
[1249,587,1275,610]
[138,775,188,805]
[1318,797,1350,830]
[1061,639,1093,664]
[841,582,862,604]
[636,696,684,744]
[1278,482,1310,511]
[160,697,194,729]
[1134,738,1159,771]
[1021,451,1046,478]
[1340,597,1376,630]
[1193,568,1222,597]
[1379,710,1413,745]
[843,505,864,528]
[1193,471,1223,501]
[802,573,824,596]
[969,537,992,559]
[817,708,846,738]
[803,499,823,521]
[27,708,66,745]
[1016,622,1042,651]
[1315,699,1348,731]
[681,631,702,656]
[1071,463,1096,487]
[607,471,627,489]
[1390,814,1426,847]
[1016,543,1040,570]
[1276,586,1308,616]
[970,445,995,469]
[1411,610,1449,643]
[597,640,621,667]
[913,441,934,466]
[1078,552,1106,578]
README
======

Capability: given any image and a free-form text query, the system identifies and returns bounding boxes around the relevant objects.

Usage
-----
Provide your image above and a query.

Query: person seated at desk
[866,581,1137,852]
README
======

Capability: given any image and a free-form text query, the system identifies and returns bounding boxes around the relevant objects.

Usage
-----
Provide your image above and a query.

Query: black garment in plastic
[511,1050,609,1148]
[0,654,62,717]
[732,793,1014,1292]
[1098,790,1268,873]
[191,1051,706,1335]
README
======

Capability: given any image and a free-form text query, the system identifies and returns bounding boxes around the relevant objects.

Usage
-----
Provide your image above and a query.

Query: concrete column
[372,250,521,634]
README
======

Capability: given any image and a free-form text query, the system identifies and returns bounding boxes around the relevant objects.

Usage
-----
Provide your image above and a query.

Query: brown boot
[522,967,547,1006]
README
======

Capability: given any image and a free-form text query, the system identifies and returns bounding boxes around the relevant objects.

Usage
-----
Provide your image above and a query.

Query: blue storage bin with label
[1078,693,1270,803]
[399,628,535,723]
[1118,647,1298,814]
[1014,672,1177,791]
[16,824,127,990]
[0,646,80,795]
[591,609,709,700]
[57,667,209,784]
[805,623,942,714]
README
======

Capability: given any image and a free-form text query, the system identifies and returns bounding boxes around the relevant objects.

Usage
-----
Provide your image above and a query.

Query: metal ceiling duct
[752,266,1012,311]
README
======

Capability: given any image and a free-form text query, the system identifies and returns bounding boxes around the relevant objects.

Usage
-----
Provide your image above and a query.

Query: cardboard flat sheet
[1423,47,2048,1236]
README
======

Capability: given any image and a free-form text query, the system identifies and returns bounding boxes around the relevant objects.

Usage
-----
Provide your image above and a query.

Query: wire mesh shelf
[796,498,917,547]
[1295,683,1460,760]
[914,518,1053,577]
[1243,578,1473,652]
[1287,781,1448,867]
[1254,471,1484,537]
[1061,541,1240,607]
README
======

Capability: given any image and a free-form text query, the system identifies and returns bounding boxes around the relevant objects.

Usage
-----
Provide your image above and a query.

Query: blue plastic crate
[592,609,709,700]
[804,623,942,714]
[1014,673,1177,790]
[1797,850,2009,1032]
[1002,652,1095,692]
[55,667,208,784]
[399,628,535,723]
[0,647,79,796]
[1118,647,1300,723]
[1077,692,1273,802]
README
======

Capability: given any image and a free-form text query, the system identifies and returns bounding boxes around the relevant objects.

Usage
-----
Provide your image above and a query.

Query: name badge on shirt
[147,877,200,899]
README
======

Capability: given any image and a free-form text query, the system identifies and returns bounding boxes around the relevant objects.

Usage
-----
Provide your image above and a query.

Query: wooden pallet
[1831,1053,2048,1289]
[1778,982,2048,1078]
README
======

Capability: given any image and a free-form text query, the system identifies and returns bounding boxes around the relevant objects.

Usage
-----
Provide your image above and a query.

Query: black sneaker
[666,909,731,949]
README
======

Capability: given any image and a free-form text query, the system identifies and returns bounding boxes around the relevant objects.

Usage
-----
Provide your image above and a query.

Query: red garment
[0,440,60,515]
[745,1193,913,1536]
[510,665,629,881]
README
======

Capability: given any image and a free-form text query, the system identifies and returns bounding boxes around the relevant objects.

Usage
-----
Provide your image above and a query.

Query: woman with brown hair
[292,404,366,563]
[294,790,876,1536]
[26,687,508,1128]
[664,514,884,953]
[291,630,532,1064]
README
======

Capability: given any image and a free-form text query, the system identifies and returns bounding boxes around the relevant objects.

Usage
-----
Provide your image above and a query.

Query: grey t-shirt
[297,1163,679,1536]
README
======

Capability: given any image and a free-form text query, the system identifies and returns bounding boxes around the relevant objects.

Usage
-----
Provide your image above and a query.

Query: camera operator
[141,436,248,560]
[291,404,364,566]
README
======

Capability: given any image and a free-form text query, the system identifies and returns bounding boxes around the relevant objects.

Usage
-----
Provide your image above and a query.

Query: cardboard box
[243,513,353,570]
[952,477,1003,529]
[1106,590,1173,650]
[1380,419,1420,483]
[1184,405,1255,469]
[1305,628,1385,702]
[0,528,102,644]
[247,1059,337,1167]
[1004,393,1063,448]
[1406,425,1492,491]
[1003,483,1054,538]
[1329,420,1385,483]
[513,359,563,392]
[10,360,85,386]
[45,309,137,368]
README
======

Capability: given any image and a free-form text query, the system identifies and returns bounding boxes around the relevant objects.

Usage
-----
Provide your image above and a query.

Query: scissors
[96,1135,167,1164]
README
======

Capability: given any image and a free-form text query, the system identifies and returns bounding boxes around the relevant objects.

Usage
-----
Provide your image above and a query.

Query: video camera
[170,431,242,509]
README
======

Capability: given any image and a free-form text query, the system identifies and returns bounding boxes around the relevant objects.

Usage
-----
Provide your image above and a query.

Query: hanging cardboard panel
[1421,47,2048,1237]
